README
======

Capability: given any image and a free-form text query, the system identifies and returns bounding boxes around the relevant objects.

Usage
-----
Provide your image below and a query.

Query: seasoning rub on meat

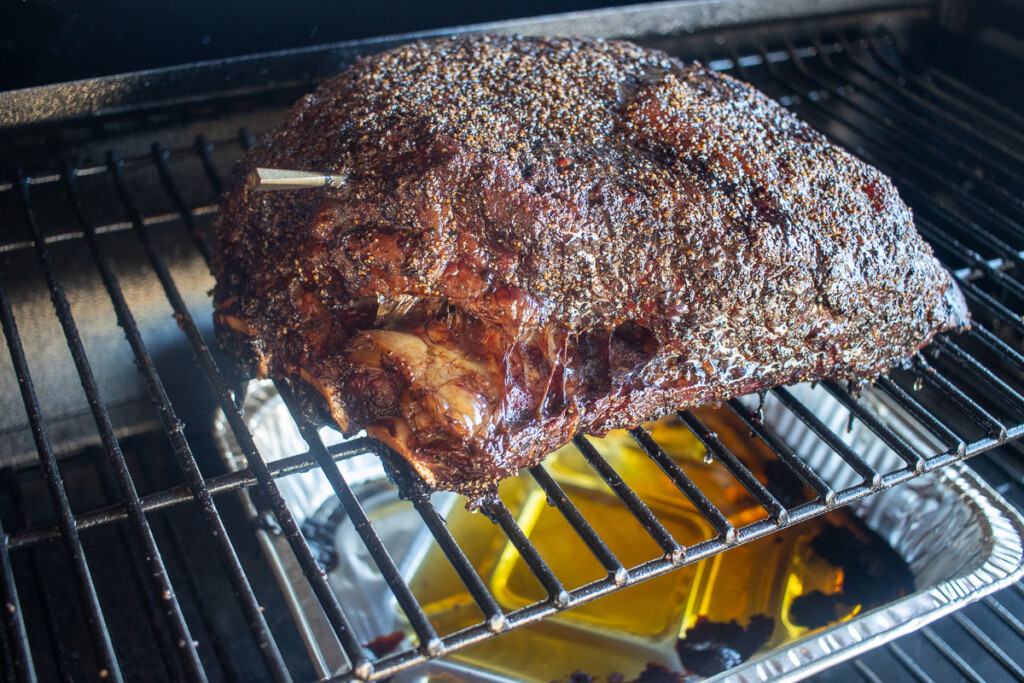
[213,36,968,502]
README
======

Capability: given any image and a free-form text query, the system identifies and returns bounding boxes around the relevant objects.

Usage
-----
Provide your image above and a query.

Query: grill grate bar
[0,274,124,683]
[941,339,1024,413]
[795,38,1024,191]
[958,279,1024,339]
[195,136,225,193]
[873,28,1024,133]
[4,473,74,683]
[841,35,1024,168]
[0,134,244,195]
[771,386,882,486]
[968,325,1024,372]
[147,500,245,683]
[910,177,1024,266]
[627,426,737,541]
[0,515,34,683]
[915,191,1024,273]
[151,142,214,263]
[823,54,1024,235]
[749,40,1024,254]
[852,659,885,683]
[962,278,1024,333]
[480,501,569,608]
[677,410,789,523]
[920,626,985,683]
[275,383,445,660]
[913,356,1008,442]
[572,435,684,559]
[147,146,219,260]
[858,32,1024,150]
[886,641,936,683]
[924,201,1023,275]
[809,70,1023,236]
[828,42,1024,220]
[5,438,372,550]
[64,166,290,681]
[90,459,187,681]
[823,37,1024,181]
[873,375,965,455]
[0,205,220,256]
[358,430,508,634]
[14,172,207,681]
[984,596,1024,639]
[821,382,925,470]
[951,611,1024,681]
[404,480,508,633]
[104,152,372,678]
[728,398,836,504]
[916,218,1024,300]
[132,449,247,682]
[528,464,628,579]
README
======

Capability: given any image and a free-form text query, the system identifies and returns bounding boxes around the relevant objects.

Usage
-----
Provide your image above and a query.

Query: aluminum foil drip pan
[215,382,1024,682]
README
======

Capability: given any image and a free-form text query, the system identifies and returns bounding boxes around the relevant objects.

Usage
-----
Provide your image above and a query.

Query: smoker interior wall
[1,0,650,91]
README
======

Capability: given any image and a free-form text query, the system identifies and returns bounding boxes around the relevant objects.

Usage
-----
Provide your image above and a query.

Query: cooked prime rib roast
[213,35,968,500]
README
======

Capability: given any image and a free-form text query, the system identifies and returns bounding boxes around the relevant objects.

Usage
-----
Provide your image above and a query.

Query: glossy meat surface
[213,36,968,499]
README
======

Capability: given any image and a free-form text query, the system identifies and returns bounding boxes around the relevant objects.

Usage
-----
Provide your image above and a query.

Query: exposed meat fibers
[213,36,968,502]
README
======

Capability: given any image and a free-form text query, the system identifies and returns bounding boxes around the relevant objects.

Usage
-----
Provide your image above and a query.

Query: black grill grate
[1,21,1024,682]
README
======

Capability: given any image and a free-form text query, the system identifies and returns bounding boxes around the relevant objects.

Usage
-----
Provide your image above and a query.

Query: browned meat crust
[212,36,968,499]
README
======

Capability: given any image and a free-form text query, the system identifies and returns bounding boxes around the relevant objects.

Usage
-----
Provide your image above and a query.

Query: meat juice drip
[405,408,897,681]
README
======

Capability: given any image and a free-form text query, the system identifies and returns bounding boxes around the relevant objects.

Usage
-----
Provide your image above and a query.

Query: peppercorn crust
[213,35,968,502]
